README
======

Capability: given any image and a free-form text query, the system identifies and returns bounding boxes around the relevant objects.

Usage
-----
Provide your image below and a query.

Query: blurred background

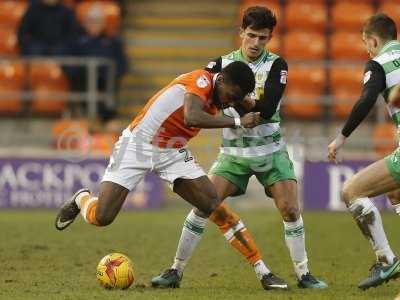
[0,0,399,212]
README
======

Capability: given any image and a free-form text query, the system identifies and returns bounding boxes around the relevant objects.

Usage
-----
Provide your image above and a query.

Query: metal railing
[0,56,116,118]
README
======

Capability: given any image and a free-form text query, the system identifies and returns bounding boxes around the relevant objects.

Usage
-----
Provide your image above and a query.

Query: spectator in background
[18,0,80,56]
[67,4,128,122]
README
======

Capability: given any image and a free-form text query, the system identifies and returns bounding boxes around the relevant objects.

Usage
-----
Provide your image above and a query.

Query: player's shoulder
[176,70,213,90]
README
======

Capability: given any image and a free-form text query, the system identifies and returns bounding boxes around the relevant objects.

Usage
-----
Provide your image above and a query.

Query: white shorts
[102,128,206,191]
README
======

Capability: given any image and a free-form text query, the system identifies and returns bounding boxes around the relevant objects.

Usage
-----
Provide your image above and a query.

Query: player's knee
[342,180,356,205]
[281,204,299,222]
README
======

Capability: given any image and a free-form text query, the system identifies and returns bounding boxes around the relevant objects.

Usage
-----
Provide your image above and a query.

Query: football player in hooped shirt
[152,6,326,290]
[328,14,400,290]
[55,61,260,243]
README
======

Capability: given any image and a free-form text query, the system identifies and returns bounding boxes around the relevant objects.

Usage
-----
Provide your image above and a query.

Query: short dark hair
[363,13,397,41]
[241,6,277,31]
[221,61,255,96]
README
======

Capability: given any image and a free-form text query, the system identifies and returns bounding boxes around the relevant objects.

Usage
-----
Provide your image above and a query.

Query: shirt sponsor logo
[280,70,288,84]
[196,75,210,88]
[363,71,372,84]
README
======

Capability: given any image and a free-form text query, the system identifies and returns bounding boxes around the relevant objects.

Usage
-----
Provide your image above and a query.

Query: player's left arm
[328,60,386,162]
[249,57,288,119]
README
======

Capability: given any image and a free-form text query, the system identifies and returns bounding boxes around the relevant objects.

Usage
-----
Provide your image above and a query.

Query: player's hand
[389,84,400,107]
[328,134,346,163]
[240,112,261,128]
[240,96,256,111]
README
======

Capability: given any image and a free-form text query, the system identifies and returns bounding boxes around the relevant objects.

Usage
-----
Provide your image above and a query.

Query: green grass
[1,208,400,300]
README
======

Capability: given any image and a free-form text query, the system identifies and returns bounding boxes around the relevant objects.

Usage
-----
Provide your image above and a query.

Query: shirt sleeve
[341,60,386,137]
[184,70,213,103]
[252,57,288,120]
[204,57,222,73]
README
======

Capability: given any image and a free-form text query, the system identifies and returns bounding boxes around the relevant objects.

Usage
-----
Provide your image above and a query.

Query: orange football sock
[209,203,262,265]
[79,194,100,226]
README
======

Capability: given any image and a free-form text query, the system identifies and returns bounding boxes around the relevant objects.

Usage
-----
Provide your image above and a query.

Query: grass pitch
[1,208,400,300]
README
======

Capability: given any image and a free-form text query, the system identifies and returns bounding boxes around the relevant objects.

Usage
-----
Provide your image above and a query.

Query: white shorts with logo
[102,128,206,190]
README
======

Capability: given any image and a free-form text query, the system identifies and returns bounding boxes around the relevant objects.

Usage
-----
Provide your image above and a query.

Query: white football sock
[74,191,90,209]
[171,209,207,275]
[283,216,309,279]
[253,260,271,280]
[349,198,395,264]
[392,203,400,216]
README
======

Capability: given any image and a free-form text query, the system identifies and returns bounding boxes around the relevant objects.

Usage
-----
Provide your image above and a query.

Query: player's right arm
[328,60,386,162]
[183,94,260,129]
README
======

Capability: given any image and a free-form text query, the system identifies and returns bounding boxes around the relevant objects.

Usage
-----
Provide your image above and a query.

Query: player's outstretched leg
[209,203,287,290]
[269,180,327,289]
[55,181,129,230]
[342,159,400,290]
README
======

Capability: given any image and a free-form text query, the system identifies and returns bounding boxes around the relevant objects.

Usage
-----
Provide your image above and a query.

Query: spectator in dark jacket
[18,0,80,56]
[67,4,128,121]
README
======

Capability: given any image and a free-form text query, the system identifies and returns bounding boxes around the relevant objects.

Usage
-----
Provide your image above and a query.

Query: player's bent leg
[269,180,327,289]
[55,181,129,230]
[341,158,400,289]
[151,176,219,288]
[209,202,288,290]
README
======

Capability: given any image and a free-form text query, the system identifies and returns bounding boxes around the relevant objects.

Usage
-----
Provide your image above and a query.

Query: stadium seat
[289,65,327,92]
[52,118,89,150]
[0,1,28,29]
[29,61,69,115]
[284,89,323,119]
[330,31,368,60]
[283,31,326,60]
[0,29,19,56]
[330,64,364,118]
[0,61,25,114]
[284,65,326,119]
[76,1,121,36]
[331,89,360,119]
[373,122,397,158]
[90,132,118,156]
[379,3,400,30]
[284,1,327,32]
[330,64,364,92]
[331,2,374,31]
[238,1,282,32]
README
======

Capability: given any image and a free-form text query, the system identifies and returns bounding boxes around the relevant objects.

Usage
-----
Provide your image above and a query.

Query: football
[96,253,134,289]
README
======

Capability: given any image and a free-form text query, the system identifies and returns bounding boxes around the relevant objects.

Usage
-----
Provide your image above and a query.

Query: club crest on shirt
[196,75,210,88]
[363,71,372,84]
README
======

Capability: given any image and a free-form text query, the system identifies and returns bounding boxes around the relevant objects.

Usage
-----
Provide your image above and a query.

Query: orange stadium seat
[330,31,368,60]
[238,1,282,32]
[0,61,25,115]
[284,89,323,119]
[284,65,326,119]
[52,118,89,150]
[90,132,118,156]
[379,3,400,30]
[0,29,19,56]
[330,64,364,118]
[285,1,328,32]
[0,1,28,29]
[29,61,69,115]
[76,1,121,36]
[330,64,364,92]
[331,2,374,31]
[283,31,326,60]
[373,122,397,158]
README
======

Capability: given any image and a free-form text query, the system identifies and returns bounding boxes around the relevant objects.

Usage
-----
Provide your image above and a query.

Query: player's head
[239,6,277,61]
[41,0,60,5]
[362,13,397,58]
[214,61,255,109]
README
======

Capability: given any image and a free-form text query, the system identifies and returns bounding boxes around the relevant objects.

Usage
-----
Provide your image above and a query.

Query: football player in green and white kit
[152,6,326,290]
[328,13,400,290]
